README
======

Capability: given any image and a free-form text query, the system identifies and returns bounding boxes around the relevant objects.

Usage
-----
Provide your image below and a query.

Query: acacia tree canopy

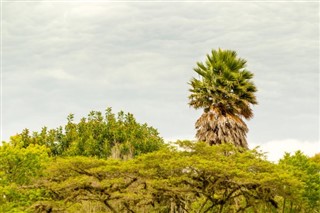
[6,142,316,213]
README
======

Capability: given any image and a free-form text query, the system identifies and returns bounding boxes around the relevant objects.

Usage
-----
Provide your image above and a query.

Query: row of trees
[0,141,319,212]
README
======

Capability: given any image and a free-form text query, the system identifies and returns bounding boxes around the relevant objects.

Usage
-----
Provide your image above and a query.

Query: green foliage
[310,153,320,164]
[279,151,320,212]
[0,143,49,185]
[15,141,311,213]
[189,49,257,115]
[0,140,318,212]
[8,108,164,159]
[0,143,50,212]
[1,108,164,212]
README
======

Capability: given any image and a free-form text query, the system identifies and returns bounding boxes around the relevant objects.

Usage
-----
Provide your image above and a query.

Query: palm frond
[188,49,258,148]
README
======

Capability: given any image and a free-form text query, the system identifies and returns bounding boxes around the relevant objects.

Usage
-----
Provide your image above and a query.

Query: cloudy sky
[2,0,319,160]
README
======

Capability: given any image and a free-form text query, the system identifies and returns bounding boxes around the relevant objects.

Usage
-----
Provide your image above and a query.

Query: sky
[1,0,319,161]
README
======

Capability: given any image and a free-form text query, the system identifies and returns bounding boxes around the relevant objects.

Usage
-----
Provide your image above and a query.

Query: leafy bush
[8,108,164,159]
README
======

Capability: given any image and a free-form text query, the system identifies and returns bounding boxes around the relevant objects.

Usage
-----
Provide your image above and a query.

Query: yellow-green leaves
[14,142,309,212]
[0,143,49,185]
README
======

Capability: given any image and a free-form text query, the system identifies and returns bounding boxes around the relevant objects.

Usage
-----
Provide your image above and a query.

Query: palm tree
[189,49,257,148]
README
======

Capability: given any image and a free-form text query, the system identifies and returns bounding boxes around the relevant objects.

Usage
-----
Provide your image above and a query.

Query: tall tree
[189,49,257,148]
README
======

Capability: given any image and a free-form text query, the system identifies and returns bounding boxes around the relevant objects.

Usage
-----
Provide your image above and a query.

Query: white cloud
[250,139,320,163]
[38,69,75,81]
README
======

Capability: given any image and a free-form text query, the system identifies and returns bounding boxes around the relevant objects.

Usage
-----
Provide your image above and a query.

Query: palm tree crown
[189,49,257,148]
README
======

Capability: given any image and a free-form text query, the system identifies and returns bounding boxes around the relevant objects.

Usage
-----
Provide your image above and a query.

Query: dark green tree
[189,49,257,148]
[8,108,164,159]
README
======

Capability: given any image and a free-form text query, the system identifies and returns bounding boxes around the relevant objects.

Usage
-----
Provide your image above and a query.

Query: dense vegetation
[8,108,164,159]
[1,49,319,212]
[0,135,319,212]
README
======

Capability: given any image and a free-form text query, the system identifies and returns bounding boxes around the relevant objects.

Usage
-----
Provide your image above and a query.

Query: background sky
[2,0,319,161]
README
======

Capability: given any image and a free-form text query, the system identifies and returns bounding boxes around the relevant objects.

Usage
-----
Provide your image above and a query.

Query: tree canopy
[1,140,319,212]
[8,108,164,159]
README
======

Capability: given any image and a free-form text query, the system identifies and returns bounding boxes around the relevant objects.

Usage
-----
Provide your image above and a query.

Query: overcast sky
[1,1,319,160]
